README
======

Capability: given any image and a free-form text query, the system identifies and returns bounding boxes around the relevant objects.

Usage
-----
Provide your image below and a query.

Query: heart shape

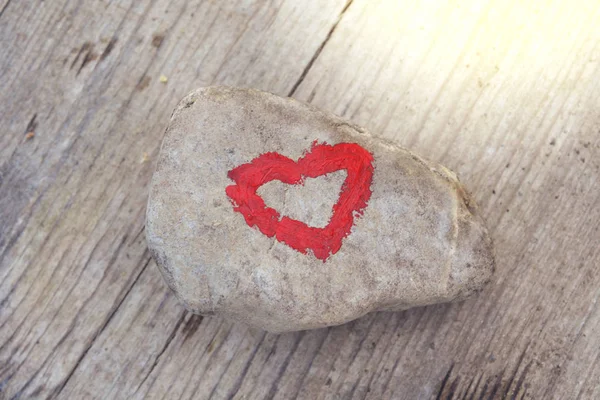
[225,141,374,261]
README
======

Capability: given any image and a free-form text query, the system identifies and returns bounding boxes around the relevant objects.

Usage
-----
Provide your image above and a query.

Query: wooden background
[1,0,599,398]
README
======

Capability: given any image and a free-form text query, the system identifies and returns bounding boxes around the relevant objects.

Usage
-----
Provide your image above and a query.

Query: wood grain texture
[1,0,599,399]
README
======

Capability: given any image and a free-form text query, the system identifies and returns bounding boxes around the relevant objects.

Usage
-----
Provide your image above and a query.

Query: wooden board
[1,0,599,398]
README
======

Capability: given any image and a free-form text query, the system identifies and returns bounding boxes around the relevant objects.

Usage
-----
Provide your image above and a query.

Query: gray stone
[146,86,495,333]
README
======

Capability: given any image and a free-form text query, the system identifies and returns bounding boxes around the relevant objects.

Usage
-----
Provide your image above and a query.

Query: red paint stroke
[225,141,374,261]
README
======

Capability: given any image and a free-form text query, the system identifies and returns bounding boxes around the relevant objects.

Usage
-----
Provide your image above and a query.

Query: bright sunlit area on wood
[296,0,600,163]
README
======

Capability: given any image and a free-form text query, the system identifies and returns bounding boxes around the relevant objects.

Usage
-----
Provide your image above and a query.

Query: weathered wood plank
[0,0,348,398]
[1,0,600,399]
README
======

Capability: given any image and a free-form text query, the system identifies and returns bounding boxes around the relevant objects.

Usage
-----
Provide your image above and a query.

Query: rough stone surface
[146,86,495,333]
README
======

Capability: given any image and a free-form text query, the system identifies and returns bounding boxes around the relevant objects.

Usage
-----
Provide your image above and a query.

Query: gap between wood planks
[288,0,354,97]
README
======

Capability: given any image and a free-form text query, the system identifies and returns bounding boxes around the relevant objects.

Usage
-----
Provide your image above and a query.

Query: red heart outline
[225,141,374,261]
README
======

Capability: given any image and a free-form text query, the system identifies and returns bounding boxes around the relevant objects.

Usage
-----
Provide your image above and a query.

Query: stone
[146,86,495,333]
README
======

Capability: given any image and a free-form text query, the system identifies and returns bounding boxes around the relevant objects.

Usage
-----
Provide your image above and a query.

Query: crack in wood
[50,254,153,399]
[226,332,268,399]
[436,363,455,400]
[98,37,118,63]
[502,342,531,399]
[264,331,307,399]
[132,311,187,397]
[287,0,354,97]
[0,0,12,20]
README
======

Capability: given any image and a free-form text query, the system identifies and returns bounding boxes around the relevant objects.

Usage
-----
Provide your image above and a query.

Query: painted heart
[225,141,374,261]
